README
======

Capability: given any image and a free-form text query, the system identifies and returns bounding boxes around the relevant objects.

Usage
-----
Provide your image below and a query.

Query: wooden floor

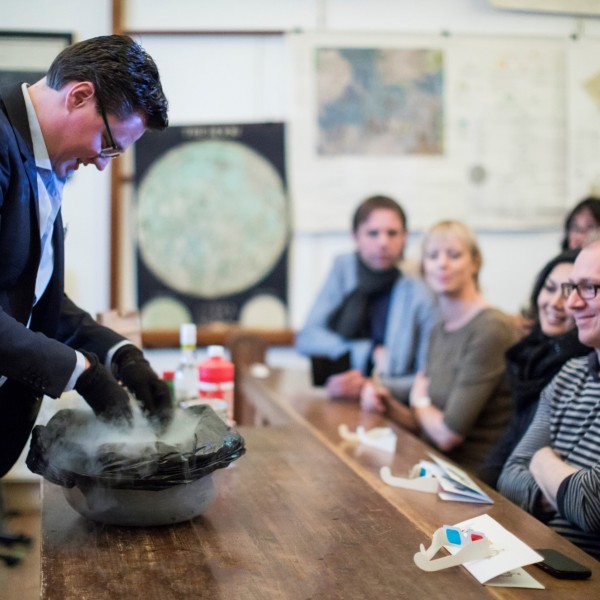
[0,483,41,600]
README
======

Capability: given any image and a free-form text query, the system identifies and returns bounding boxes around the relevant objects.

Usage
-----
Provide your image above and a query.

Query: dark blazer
[0,84,126,476]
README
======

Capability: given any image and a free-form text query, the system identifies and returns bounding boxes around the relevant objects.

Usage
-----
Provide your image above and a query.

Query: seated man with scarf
[296,195,438,401]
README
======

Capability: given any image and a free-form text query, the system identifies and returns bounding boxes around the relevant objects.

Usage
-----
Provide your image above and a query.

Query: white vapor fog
[44,399,205,477]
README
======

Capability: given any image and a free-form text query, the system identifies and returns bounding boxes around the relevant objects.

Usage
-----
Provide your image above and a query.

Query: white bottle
[174,323,198,405]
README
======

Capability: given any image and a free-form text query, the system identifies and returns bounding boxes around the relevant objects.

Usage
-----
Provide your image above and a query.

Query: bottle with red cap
[198,345,235,424]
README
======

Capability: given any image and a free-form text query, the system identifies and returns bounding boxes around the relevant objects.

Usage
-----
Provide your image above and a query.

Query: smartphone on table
[534,548,592,580]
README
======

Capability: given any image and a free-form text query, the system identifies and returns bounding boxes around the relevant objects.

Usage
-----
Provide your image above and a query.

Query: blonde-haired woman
[361,220,517,471]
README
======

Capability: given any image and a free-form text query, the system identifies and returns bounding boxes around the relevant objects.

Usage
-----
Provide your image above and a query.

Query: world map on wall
[137,139,288,300]
[315,47,444,155]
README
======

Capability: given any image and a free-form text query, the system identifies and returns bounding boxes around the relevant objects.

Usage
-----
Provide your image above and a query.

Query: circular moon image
[239,294,287,328]
[137,140,288,298]
[140,296,193,330]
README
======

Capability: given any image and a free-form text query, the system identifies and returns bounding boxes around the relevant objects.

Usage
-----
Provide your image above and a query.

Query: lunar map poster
[134,122,289,330]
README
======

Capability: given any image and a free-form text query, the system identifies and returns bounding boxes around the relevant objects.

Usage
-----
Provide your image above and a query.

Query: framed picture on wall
[133,122,290,337]
[0,31,72,88]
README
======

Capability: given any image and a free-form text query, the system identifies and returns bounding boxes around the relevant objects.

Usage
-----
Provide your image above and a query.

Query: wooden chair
[225,332,268,425]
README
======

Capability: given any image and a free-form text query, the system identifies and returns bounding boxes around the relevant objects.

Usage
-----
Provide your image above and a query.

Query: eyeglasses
[569,224,599,235]
[561,282,600,300]
[98,99,121,159]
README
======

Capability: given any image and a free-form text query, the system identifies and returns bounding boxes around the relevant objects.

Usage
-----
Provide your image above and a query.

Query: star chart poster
[134,122,289,329]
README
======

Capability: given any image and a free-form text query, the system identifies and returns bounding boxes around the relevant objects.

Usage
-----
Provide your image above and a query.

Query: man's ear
[65,81,96,111]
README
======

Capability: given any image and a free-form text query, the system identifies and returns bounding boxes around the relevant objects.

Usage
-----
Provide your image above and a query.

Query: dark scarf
[505,326,589,412]
[327,254,400,339]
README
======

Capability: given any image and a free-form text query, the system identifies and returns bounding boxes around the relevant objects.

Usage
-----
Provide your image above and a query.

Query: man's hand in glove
[112,345,174,430]
[75,351,133,426]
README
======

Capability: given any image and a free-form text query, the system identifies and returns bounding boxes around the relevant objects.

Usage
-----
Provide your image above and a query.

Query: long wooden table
[241,367,600,593]
[40,367,599,599]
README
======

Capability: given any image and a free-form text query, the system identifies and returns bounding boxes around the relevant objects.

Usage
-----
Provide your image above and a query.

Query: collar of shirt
[20,82,65,308]
[21,83,52,172]
[587,351,600,381]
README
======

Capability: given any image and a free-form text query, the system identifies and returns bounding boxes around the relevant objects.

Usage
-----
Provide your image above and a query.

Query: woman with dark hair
[478,250,589,488]
[512,198,600,338]
[562,197,600,251]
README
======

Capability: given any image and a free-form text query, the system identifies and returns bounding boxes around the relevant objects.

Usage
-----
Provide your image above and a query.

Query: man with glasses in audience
[0,35,172,477]
[498,236,600,559]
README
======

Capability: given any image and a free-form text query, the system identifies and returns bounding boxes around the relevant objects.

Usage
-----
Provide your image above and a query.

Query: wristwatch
[412,395,432,409]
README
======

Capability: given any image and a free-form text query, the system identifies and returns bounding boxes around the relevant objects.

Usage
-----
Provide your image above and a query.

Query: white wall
[3,0,113,315]
[2,0,594,343]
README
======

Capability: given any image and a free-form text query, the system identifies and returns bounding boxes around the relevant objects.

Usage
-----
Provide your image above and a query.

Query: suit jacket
[295,252,439,401]
[0,84,126,476]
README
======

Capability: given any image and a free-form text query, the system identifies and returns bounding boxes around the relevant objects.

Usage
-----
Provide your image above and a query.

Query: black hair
[46,34,168,130]
[561,197,600,251]
[352,195,407,233]
[529,249,580,322]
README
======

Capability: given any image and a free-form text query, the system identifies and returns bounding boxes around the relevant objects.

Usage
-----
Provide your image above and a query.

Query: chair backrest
[225,332,269,425]
[96,309,143,348]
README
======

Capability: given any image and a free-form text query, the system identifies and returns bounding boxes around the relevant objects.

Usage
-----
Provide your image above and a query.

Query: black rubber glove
[75,351,133,426]
[112,345,174,431]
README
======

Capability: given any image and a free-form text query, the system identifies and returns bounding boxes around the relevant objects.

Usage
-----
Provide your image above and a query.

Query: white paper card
[485,568,545,589]
[449,514,544,588]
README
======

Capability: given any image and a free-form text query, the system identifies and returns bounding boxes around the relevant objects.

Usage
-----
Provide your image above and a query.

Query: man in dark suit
[0,35,172,477]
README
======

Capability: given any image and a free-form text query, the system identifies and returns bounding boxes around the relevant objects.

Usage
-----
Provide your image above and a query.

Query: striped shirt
[498,353,600,559]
